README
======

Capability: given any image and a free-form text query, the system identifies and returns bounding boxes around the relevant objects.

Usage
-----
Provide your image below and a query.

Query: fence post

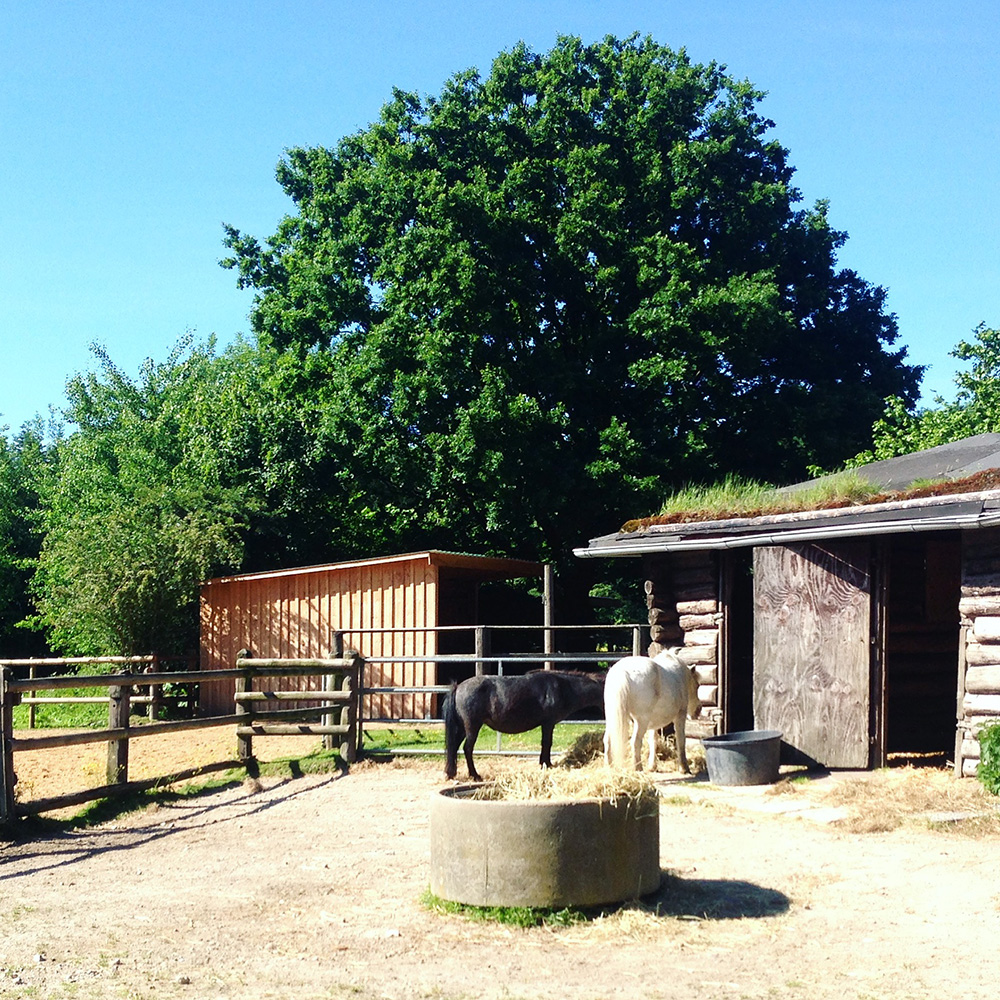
[322,668,336,752]
[353,651,367,760]
[543,564,555,670]
[475,627,491,676]
[632,625,643,657]
[147,653,160,721]
[322,634,345,753]
[235,651,253,762]
[1,666,17,825]
[340,656,360,764]
[106,678,131,786]
[28,664,36,729]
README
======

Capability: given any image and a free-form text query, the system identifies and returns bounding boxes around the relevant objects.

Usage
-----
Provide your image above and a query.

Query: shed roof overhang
[574,490,1000,559]
[204,550,545,586]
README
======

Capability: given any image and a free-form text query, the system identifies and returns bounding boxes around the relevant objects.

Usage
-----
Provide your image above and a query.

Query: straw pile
[468,763,658,805]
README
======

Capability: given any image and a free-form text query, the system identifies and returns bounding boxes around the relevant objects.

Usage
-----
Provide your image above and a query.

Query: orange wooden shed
[198,550,545,717]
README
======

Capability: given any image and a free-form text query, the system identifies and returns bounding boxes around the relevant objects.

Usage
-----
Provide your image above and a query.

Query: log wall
[643,553,721,736]
[958,527,1000,776]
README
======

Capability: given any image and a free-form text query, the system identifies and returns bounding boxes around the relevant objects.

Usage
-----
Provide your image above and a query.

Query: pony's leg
[539,724,554,769]
[463,724,483,782]
[675,713,689,774]
[603,728,612,768]
[630,722,644,770]
[646,728,658,772]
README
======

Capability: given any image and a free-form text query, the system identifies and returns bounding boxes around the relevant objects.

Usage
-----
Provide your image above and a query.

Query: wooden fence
[17,655,199,726]
[0,654,360,826]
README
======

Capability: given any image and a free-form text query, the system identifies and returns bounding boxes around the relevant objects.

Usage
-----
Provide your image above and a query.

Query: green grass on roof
[620,468,1000,534]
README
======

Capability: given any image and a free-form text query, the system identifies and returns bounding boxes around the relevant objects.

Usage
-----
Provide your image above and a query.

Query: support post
[1,667,18,825]
[322,669,336,751]
[147,653,160,721]
[340,657,359,764]
[28,664,36,729]
[543,564,555,669]
[235,650,253,762]
[474,626,491,676]
[106,679,131,786]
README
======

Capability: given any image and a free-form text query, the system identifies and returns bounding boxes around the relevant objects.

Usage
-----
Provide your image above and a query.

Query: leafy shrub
[976,722,1000,796]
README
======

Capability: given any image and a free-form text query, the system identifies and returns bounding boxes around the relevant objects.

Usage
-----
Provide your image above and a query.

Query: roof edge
[204,550,544,586]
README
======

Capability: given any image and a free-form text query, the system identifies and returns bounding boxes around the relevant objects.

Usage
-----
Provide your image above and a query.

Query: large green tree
[31,341,247,655]
[0,422,55,657]
[222,34,921,605]
[851,323,1000,464]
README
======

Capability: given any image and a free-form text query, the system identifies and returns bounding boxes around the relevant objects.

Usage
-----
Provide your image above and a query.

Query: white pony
[603,648,700,773]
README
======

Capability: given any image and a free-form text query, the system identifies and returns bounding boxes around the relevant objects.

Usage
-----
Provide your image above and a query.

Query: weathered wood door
[753,541,873,768]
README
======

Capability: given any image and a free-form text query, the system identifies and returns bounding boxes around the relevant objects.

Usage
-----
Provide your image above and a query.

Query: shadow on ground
[640,870,790,920]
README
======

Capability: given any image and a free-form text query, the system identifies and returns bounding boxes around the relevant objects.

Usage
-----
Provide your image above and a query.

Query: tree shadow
[634,870,790,920]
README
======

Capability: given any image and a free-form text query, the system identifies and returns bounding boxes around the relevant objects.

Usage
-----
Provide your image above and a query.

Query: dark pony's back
[444,670,604,781]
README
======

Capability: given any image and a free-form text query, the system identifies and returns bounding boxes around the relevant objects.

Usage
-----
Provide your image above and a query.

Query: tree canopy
[223,34,921,591]
[10,35,929,654]
[852,323,1000,464]
[30,342,247,655]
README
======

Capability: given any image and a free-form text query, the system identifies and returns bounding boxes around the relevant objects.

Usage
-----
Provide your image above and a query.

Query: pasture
[1,734,999,1000]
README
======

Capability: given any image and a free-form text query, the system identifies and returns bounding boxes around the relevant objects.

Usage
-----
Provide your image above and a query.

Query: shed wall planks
[200,556,441,716]
[199,553,531,719]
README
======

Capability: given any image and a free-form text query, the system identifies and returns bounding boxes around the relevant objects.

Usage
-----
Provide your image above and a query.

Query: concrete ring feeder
[429,784,661,908]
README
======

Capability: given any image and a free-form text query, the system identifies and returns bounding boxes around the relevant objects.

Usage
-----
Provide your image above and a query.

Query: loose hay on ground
[827,766,1000,835]
[558,728,707,775]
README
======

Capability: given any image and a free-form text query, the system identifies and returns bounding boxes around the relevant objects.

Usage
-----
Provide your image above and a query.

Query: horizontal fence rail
[0,656,361,824]
[1,624,647,823]
[4,656,199,726]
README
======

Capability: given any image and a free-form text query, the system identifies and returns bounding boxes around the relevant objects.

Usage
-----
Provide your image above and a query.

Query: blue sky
[2,1,998,435]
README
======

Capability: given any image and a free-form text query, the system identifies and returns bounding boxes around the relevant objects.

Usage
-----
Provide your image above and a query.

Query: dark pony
[443,670,605,781]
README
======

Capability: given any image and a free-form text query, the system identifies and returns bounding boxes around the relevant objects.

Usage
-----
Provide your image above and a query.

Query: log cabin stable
[575,434,1000,777]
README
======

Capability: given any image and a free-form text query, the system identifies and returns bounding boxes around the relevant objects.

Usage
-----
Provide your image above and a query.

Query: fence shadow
[1,770,344,881]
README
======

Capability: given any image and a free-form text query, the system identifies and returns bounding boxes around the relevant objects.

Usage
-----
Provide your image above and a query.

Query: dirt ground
[2,731,1000,1000]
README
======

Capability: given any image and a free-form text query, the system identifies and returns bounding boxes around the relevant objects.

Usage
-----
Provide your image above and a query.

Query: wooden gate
[752,541,873,768]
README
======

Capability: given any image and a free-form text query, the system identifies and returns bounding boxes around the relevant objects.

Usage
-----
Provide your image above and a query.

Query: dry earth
[2,731,1000,1000]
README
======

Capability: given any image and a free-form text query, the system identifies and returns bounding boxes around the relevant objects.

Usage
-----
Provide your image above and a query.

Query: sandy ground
[2,730,1000,1000]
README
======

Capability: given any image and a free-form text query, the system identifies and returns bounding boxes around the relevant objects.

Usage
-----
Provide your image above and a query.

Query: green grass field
[361,720,601,755]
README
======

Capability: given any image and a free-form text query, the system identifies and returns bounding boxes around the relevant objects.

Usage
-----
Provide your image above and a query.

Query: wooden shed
[575,434,1000,776]
[199,551,544,717]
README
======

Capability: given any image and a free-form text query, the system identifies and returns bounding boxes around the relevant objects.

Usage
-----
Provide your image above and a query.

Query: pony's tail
[443,682,461,779]
[603,670,633,770]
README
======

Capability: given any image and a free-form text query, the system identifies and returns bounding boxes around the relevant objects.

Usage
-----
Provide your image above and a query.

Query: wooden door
[753,541,873,768]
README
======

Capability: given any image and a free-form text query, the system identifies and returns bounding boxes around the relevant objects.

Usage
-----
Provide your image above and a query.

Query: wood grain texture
[753,542,871,768]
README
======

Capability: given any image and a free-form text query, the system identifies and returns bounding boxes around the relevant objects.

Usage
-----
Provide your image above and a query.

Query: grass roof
[621,468,1000,534]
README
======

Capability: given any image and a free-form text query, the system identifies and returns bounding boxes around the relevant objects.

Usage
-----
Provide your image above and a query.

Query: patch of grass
[421,889,586,928]
[362,721,594,755]
[625,467,1000,533]
[12,688,111,729]
[622,472,884,531]
[660,794,693,806]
